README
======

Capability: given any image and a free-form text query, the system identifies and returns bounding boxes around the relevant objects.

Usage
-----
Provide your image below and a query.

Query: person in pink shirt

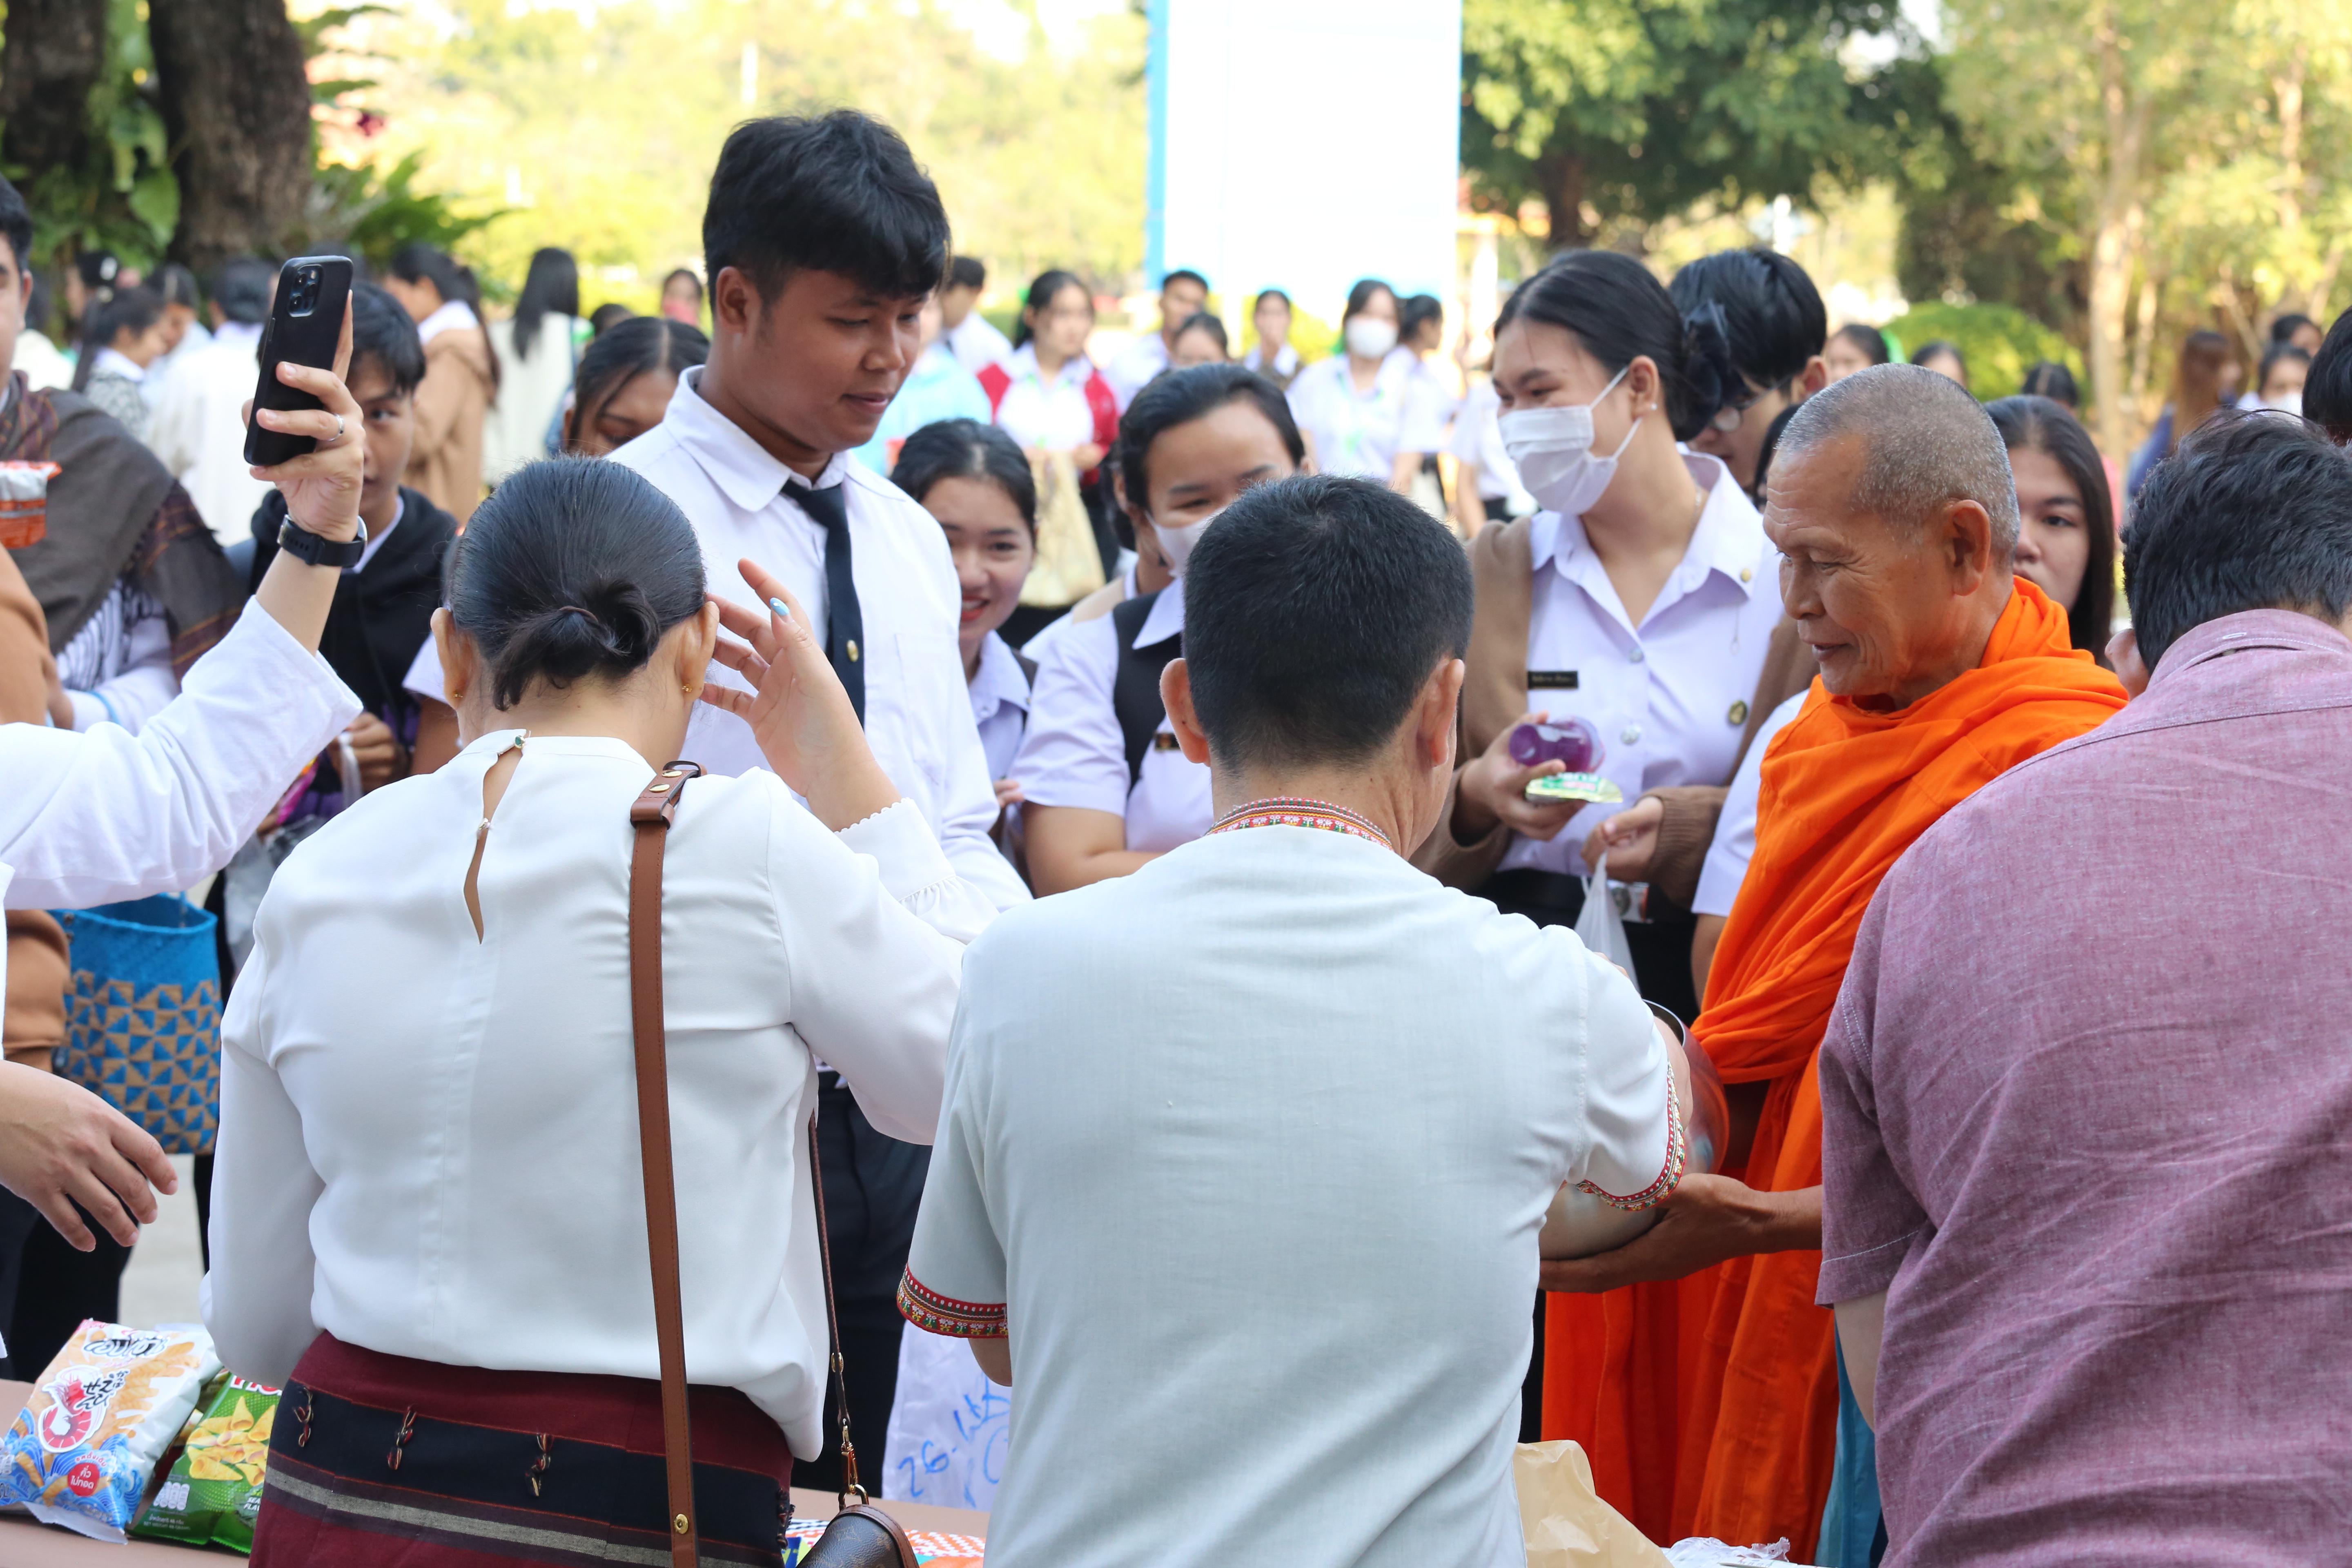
[1821,410,2352,1564]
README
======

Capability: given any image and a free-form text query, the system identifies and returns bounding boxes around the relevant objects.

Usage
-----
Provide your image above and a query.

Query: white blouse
[203,731,976,1460]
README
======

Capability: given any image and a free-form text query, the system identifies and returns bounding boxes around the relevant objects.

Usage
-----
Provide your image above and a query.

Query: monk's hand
[1539,1176,1823,1294]
[1582,796,1662,881]
[1453,710,1587,843]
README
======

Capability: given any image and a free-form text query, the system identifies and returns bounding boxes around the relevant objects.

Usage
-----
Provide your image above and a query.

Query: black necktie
[793,481,865,726]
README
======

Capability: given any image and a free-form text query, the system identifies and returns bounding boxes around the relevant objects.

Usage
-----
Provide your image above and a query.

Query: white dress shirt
[905,826,1677,1568]
[1242,343,1300,381]
[991,345,1104,452]
[1010,580,1210,853]
[410,368,1028,917]
[1449,379,1535,510]
[147,321,271,545]
[203,732,976,1459]
[1284,348,1447,480]
[414,298,481,345]
[1,601,360,999]
[1102,332,1169,412]
[945,312,1013,377]
[1501,453,1782,878]
[969,629,1031,783]
[1692,689,1808,919]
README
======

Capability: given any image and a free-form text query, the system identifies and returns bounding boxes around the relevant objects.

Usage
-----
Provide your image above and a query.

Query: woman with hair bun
[205,457,978,1560]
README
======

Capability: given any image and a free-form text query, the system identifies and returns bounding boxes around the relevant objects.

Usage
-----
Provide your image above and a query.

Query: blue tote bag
[51,895,223,1156]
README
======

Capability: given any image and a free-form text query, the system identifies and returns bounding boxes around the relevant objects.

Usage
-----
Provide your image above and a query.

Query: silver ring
[327,413,345,445]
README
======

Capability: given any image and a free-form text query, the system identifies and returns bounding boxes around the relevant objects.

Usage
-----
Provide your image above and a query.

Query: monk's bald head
[1765,364,2021,711]
[1773,364,2020,555]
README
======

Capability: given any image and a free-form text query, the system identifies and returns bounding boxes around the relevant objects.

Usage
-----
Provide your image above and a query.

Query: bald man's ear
[1942,497,1996,595]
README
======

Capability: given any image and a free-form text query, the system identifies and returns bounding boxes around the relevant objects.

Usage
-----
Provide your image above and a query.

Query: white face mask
[1497,364,1639,517]
[1152,506,1223,577]
[1344,316,1398,361]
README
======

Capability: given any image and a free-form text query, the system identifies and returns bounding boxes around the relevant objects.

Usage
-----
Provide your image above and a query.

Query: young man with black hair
[243,282,454,811]
[939,254,1011,375]
[1104,267,1210,411]
[151,256,281,543]
[1669,247,1830,496]
[604,109,1029,1488]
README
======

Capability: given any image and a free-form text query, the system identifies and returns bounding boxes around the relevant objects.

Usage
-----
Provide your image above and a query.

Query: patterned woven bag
[51,895,222,1156]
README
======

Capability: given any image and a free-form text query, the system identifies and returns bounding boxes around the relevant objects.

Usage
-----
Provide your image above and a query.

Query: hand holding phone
[249,294,363,547]
[244,256,355,469]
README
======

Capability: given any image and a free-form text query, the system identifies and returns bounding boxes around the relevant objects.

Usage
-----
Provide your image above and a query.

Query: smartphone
[242,255,354,468]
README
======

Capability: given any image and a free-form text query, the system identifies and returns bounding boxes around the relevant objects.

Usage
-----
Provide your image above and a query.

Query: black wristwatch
[277,515,368,570]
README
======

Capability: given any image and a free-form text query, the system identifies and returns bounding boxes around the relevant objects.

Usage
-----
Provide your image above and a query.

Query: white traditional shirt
[147,321,272,545]
[903,825,1679,1568]
[969,630,1031,783]
[204,733,976,1459]
[410,369,1029,917]
[1501,452,1781,878]
[1103,332,1169,412]
[991,345,1104,453]
[1010,580,1209,853]
[1692,689,1808,919]
[1284,348,1446,481]
[1,601,359,998]
[945,312,1013,377]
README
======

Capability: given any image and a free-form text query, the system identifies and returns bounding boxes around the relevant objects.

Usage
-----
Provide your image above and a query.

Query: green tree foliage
[1459,0,1929,245]
[4,0,178,272]
[1883,300,2081,401]
[366,0,1146,303]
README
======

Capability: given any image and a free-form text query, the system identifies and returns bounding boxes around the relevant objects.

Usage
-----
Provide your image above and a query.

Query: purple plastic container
[1509,718,1604,774]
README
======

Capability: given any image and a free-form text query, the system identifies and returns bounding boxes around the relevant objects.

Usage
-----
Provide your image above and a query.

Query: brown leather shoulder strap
[627,760,704,1568]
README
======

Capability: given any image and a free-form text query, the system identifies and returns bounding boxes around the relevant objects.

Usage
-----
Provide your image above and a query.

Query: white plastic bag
[882,1324,1010,1512]
[1577,849,1637,975]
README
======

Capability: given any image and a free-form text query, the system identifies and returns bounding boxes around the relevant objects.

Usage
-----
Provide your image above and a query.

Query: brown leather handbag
[626,763,917,1568]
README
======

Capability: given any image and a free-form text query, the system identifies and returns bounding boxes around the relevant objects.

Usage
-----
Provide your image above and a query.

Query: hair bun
[1678,303,1739,431]
[489,581,662,708]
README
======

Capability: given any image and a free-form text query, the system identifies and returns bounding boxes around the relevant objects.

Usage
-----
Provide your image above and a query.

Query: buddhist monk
[1539,364,2129,1555]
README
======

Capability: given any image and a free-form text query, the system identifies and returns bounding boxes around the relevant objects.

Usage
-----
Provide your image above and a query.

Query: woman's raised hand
[248,299,364,544]
[701,558,902,830]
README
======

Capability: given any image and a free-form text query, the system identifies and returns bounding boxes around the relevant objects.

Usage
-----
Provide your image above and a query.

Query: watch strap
[277,515,368,570]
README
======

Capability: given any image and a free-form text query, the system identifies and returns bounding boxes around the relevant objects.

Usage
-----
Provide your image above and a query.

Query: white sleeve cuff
[836,798,960,905]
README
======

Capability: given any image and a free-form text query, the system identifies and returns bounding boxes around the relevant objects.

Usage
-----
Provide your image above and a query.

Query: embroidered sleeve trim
[898,1272,1007,1339]
[1575,1075,1687,1212]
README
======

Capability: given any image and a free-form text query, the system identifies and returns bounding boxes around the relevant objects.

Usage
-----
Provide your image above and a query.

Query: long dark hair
[1986,394,2117,659]
[444,458,707,709]
[1496,250,1740,442]
[512,247,581,361]
[892,419,1038,535]
[72,285,164,393]
[1013,270,1087,351]
[1114,364,1304,510]
[564,317,708,450]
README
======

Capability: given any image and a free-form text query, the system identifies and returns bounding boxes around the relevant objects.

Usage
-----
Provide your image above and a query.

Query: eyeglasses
[1709,377,1796,434]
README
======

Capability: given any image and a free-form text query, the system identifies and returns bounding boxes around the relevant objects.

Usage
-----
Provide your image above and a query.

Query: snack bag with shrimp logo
[0,1320,220,1541]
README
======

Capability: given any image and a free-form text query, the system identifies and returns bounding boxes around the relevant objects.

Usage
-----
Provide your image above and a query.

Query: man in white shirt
[901,474,1689,1568]
[1102,267,1208,411]
[939,255,1012,376]
[147,257,275,545]
[606,108,1026,1492]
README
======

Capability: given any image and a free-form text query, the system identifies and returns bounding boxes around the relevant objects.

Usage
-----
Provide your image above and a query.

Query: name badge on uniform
[1526,670,1579,690]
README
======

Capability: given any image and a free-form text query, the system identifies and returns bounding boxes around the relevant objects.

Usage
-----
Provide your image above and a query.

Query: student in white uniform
[1449,375,1535,537]
[891,419,1038,802]
[939,256,1013,376]
[1241,289,1302,391]
[1688,688,1805,994]
[1016,364,1304,894]
[1413,249,1779,1023]
[1103,268,1209,411]
[1284,278,1446,493]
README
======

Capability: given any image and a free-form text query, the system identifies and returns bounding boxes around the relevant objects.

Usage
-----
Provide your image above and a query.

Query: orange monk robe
[1544,579,2127,1553]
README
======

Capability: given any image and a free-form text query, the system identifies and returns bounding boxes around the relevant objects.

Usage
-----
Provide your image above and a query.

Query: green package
[131,1372,279,1552]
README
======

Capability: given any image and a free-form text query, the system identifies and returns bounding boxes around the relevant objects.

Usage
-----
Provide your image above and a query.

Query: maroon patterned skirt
[253,1332,795,1566]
